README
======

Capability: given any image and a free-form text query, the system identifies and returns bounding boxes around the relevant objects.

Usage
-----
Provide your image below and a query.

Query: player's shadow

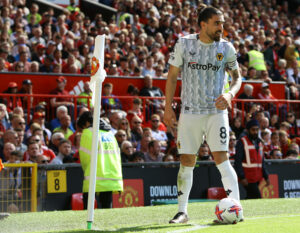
[53,223,193,232]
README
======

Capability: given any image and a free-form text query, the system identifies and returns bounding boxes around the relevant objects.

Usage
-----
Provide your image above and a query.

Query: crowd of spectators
[0,0,300,166]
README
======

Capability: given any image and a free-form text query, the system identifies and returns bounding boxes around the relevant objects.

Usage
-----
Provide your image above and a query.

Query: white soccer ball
[215,198,243,224]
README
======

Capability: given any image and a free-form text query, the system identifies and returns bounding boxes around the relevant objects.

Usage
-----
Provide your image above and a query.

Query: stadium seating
[207,187,227,200]
[71,193,97,210]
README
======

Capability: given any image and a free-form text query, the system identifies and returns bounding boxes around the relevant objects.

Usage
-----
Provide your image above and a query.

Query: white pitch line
[167,224,210,233]
[246,214,300,220]
[167,214,300,233]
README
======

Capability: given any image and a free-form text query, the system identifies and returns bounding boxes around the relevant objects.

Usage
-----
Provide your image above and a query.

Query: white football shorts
[177,112,229,154]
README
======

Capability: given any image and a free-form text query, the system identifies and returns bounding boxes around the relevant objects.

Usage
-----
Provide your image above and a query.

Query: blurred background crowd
[0,0,299,166]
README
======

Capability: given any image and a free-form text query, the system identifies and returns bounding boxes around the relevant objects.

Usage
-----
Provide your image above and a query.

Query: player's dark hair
[197,4,222,27]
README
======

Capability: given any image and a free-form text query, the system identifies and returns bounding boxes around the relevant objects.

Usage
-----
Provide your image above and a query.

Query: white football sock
[177,164,194,214]
[217,160,240,201]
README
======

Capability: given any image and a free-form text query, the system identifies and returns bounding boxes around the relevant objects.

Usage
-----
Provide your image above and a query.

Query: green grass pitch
[1,198,300,233]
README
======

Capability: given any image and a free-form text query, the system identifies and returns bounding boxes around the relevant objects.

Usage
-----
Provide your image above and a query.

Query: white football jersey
[168,34,238,115]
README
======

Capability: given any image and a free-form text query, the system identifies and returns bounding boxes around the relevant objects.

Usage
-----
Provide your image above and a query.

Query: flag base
[87,221,92,230]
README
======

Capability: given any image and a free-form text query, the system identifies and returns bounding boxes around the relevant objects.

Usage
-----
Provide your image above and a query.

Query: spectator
[259,117,272,138]
[32,111,51,145]
[14,51,30,72]
[247,44,267,74]
[269,148,282,159]
[2,130,18,150]
[286,112,300,137]
[284,150,299,160]
[2,142,16,162]
[24,134,56,161]
[101,83,122,112]
[32,127,48,147]
[2,82,22,112]
[279,130,292,158]
[50,139,72,165]
[286,59,300,99]
[36,155,50,164]
[18,79,33,110]
[198,143,213,161]
[120,140,134,163]
[108,111,124,135]
[62,54,80,74]
[144,140,164,162]
[234,119,270,199]
[29,27,46,47]
[117,118,135,145]
[136,134,151,156]
[14,128,27,155]
[0,57,8,72]
[228,133,237,160]
[279,121,291,133]
[126,98,144,124]
[154,64,167,79]
[246,67,257,80]
[150,114,167,150]
[39,55,54,73]
[50,105,75,131]
[27,3,42,25]
[50,76,74,108]
[53,114,74,139]
[0,104,9,132]
[49,132,64,155]
[129,151,145,163]
[26,142,41,163]
[275,59,288,81]
[237,84,254,112]
[121,84,140,112]
[269,114,280,132]
[77,82,92,107]
[6,150,22,164]
[269,130,281,152]
[237,43,249,67]
[288,143,299,156]
[30,61,39,72]
[139,75,165,118]
[258,70,272,83]
[31,43,46,64]
[10,114,26,132]
[142,56,156,77]
[115,129,127,148]
[284,39,300,68]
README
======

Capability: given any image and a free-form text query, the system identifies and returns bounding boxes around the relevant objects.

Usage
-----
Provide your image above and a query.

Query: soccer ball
[215,198,243,224]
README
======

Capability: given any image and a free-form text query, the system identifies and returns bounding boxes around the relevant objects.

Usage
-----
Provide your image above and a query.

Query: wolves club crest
[216,53,224,61]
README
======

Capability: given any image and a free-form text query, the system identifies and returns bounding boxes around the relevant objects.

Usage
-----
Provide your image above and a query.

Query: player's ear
[200,21,206,29]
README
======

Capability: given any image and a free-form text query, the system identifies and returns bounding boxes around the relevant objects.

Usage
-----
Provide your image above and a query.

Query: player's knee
[180,154,196,167]
[212,151,228,165]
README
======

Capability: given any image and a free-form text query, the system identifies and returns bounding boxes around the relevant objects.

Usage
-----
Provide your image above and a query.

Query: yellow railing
[0,163,37,212]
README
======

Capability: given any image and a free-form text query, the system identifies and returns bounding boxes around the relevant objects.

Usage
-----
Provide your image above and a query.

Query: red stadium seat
[71,193,97,210]
[207,187,227,200]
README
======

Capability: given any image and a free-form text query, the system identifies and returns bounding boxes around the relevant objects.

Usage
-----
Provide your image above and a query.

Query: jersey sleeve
[168,39,183,68]
[225,43,239,70]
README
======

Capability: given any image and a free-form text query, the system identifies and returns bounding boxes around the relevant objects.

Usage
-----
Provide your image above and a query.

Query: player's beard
[207,29,222,42]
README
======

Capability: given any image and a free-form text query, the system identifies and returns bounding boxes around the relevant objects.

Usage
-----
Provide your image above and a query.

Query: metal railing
[0,163,37,212]
[1,92,299,124]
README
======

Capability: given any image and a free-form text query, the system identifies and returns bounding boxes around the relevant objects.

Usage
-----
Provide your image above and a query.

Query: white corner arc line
[167,224,210,233]
[166,214,300,233]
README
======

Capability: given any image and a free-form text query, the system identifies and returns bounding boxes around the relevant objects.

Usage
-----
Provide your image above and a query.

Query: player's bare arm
[215,69,242,110]
[164,65,180,128]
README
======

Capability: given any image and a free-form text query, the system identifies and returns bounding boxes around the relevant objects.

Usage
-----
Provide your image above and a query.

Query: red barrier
[0,72,181,97]
[0,73,286,99]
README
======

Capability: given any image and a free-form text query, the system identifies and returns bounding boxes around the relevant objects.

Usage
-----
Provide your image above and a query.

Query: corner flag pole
[87,35,106,230]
